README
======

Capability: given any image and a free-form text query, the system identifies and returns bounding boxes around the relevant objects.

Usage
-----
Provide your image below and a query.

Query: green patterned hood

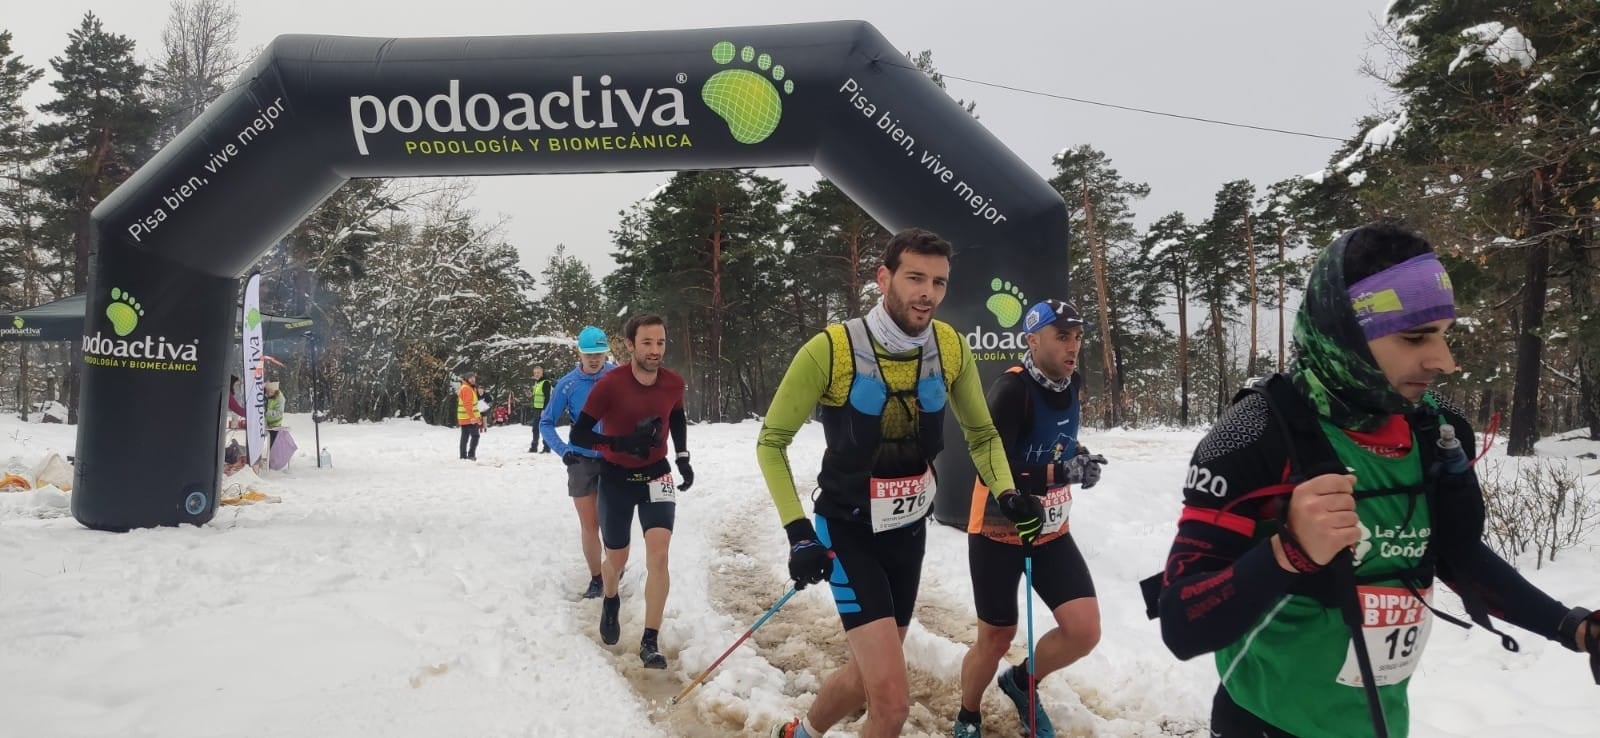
[1289,231,1415,431]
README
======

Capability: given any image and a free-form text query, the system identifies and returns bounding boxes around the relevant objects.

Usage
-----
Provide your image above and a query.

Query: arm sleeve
[669,405,687,454]
[569,411,609,450]
[539,379,573,456]
[948,342,1016,494]
[1157,394,1302,659]
[1439,541,1570,643]
[756,333,832,527]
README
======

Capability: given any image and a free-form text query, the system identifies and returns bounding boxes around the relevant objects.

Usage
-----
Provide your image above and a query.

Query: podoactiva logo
[81,287,200,373]
[348,41,795,156]
[966,276,1029,360]
[0,315,41,339]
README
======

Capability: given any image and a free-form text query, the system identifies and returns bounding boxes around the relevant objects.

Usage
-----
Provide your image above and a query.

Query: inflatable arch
[73,20,1068,531]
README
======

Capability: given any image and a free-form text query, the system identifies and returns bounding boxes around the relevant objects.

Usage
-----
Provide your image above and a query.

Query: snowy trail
[4,414,1597,737]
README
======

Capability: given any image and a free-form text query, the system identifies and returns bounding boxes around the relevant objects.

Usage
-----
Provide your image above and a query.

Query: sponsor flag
[243,273,267,463]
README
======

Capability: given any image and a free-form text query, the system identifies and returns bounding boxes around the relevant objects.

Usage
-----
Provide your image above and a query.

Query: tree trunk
[1177,275,1189,426]
[1507,167,1556,456]
[1081,181,1119,426]
[1568,223,1600,439]
[64,128,115,425]
[1244,209,1259,377]
[1277,224,1287,373]
[708,202,724,423]
[846,228,861,319]
[1212,302,1227,418]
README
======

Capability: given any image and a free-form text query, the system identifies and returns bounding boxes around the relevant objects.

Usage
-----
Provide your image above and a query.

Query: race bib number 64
[1337,585,1433,688]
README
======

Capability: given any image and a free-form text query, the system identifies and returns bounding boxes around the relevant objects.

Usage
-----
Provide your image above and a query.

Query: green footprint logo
[11,316,22,329]
[106,287,144,337]
[245,307,261,330]
[986,278,1026,328]
[702,41,792,145]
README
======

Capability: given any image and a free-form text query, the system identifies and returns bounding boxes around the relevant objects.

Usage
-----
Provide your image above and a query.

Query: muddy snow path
[662,422,1215,737]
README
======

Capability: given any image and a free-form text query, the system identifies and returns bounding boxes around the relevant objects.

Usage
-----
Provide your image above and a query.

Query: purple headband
[1348,252,1456,341]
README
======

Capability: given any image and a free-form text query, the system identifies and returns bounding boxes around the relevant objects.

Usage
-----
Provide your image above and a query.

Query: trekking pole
[1024,538,1037,738]
[671,587,798,705]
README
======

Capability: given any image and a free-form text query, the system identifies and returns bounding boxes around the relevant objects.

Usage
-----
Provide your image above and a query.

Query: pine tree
[1047,145,1150,426]
[534,243,606,339]
[35,12,160,294]
[1141,213,1197,425]
[32,12,160,423]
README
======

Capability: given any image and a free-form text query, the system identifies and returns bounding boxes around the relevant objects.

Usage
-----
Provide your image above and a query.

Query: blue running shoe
[997,666,1053,738]
[951,718,981,737]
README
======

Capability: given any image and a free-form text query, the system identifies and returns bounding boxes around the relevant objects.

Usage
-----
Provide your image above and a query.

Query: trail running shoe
[769,718,801,738]
[997,666,1054,738]
[952,718,981,737]
[599,596,620,645]
[639,640,667,669]
[582,575,603,599]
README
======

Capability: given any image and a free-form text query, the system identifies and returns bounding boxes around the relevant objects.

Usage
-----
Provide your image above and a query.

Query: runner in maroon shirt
[570,313,693,669]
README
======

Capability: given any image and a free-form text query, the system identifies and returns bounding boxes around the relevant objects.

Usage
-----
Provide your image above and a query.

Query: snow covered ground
[2,412,1596,737]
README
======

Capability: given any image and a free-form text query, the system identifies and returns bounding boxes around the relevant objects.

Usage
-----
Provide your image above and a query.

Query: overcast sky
[7,1,1396,289]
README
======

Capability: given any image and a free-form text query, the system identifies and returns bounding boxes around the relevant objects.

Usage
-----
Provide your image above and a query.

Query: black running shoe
[582,575,603,599]
[639,640,667,669]
[600,596,620,645]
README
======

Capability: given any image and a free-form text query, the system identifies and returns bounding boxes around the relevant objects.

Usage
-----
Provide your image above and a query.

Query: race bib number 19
[869,470,935,533]
[1040,484,1073,535]
[1337,585,1432,688]
[647,474,676,503]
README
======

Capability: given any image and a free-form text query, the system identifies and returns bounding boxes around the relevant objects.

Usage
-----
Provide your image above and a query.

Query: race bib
[647,474,676,503]
[868,470,935,533]
[1040,484,1073,536]
[1337,585,1432,688]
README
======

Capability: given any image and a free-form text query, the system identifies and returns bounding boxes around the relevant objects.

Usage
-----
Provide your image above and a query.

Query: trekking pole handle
[670,587,798,705]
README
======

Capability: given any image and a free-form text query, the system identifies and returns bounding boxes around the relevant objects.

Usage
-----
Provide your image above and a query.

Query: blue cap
[577,326,609,354]
[1022,299,1084,334]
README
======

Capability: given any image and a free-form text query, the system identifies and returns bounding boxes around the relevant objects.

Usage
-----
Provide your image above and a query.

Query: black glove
[996,489,1044,543]
[675,452,694,491]
[562,452,582,466]
[615,417,661,458]
[784,519,832,589]
[1061,445,1108,489]
[1558,607,1600,684]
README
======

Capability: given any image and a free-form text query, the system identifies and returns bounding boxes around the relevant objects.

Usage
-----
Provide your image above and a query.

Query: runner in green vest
[760,228,1033,738]
[529,365,554,453]
[1152,223,1599,737]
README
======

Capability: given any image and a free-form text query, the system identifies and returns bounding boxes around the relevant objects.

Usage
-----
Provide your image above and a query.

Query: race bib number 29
[868,470,935,533]
[1337,585,1432,688]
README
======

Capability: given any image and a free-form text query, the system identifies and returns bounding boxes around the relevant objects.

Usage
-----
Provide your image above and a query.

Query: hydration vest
[814,317,959,523]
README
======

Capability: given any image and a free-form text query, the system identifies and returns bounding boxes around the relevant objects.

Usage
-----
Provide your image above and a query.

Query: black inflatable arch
[74,20,1068,531]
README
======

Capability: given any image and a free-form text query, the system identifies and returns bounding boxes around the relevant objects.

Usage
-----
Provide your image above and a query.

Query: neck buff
[865,300,930,354]
[1290,232,1447,431]
[1023,351,1073,393]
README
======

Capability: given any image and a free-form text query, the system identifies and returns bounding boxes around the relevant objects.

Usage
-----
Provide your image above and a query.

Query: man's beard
[885,291,930,334]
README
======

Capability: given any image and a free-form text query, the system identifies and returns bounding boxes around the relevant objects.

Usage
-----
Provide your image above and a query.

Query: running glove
[615,417,661,458]
[675,452,694,491]
[1062,446,1108,489]
[997,489,1044,543]
[784,519,832,589]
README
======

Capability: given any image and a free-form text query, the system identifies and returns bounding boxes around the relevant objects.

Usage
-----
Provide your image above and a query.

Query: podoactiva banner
[73,20,1068,531]
[242,273,266,464]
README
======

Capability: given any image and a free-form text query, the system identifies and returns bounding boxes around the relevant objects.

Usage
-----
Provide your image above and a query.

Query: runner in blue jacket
[540,325,618,599]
